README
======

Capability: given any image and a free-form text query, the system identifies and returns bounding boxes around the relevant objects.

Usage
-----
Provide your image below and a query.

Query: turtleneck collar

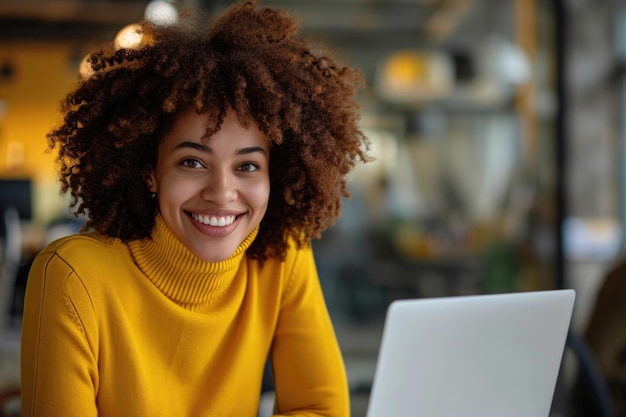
[128,215,258,308]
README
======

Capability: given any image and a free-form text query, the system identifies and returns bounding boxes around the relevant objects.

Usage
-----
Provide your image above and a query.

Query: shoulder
[260,236,315,272]
[252,236,316,279]
[27,233,134,312]
[262,237,319,296]
[34,232,128,274]
[42,231,123,255]
[285,238,315,272]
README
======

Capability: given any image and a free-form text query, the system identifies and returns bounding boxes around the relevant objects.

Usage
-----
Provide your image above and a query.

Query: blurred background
[0,0,625,416]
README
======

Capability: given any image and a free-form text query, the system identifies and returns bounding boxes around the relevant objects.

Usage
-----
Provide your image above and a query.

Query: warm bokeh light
[384,52,429,90]
[378,50,453,101]
[79,54,94,79]
[114,23,144,50]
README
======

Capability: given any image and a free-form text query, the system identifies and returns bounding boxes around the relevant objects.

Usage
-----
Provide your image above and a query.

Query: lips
[190,212,236,227]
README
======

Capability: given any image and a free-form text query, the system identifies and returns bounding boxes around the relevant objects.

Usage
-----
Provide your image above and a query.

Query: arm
[270,244,350,417]
[20,251,99,417]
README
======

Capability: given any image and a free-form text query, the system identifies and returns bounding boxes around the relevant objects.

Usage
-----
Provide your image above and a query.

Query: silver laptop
[366,289,576,417]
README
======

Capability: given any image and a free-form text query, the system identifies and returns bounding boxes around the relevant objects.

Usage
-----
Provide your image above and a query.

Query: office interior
[0,0,624,416]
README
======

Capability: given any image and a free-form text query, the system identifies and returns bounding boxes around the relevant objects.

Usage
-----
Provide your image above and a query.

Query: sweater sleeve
[20,250,99,417]
[270,244,350,417]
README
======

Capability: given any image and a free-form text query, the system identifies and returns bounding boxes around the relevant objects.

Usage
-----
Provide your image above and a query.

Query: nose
[201,169,237,205]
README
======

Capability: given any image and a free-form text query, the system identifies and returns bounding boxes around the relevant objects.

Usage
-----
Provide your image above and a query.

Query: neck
[128,214,258,308]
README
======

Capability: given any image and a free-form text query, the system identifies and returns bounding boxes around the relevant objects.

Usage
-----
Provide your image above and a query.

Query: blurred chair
[258,359,275,417]
[565,331,616,417]
[0,207,22,417]
[0,387,20,417]
[566,260,626,417]
[0,206,21,331]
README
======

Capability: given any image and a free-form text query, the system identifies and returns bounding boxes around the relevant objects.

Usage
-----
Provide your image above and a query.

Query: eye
[237,162,260,172]
[180,159,204,169]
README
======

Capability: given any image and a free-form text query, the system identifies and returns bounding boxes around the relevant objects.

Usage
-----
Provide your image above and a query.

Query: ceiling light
[145,0,178,26]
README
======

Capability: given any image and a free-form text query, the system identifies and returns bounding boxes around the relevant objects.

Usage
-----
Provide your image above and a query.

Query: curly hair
[48,0,370,261]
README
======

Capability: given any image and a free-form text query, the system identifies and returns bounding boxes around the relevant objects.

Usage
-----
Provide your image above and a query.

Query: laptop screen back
[366,289,576,417]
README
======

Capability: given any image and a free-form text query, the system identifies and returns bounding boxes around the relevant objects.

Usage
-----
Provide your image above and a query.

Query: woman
[20,1,370,416]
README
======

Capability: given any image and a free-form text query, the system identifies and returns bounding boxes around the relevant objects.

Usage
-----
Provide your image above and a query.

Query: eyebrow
[173,141,267,155]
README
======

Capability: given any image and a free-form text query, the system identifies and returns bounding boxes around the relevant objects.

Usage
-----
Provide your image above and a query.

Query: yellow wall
[0,41,88,226]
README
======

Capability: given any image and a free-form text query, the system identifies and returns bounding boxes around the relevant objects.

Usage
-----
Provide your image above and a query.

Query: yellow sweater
[20,215,349,417]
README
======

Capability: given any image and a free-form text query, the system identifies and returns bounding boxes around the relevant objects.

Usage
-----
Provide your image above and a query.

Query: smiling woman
[19,1,370,416]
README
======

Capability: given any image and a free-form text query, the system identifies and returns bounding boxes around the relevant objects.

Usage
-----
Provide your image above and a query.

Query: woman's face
[147,108,270,262]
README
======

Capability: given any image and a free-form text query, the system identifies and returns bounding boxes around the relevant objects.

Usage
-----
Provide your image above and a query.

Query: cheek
[255,180,271,209]
[242,178,270,216]
[158,175,200,207]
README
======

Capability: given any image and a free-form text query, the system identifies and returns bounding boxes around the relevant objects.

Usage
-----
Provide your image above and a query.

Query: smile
[191,213,236,227]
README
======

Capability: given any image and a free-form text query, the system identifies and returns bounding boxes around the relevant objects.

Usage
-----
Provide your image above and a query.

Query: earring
[151,192,156,198]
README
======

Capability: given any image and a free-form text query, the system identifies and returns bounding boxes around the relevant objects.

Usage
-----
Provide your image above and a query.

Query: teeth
[191,213,236,227]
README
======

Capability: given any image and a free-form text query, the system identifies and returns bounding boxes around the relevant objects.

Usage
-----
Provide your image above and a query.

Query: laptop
[366,289,576,417]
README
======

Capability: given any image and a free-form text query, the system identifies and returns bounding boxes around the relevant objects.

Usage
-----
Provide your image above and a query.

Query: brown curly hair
[48,0,370,261]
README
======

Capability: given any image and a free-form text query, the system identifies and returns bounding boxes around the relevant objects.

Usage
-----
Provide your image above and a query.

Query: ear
[144,169,157,193]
